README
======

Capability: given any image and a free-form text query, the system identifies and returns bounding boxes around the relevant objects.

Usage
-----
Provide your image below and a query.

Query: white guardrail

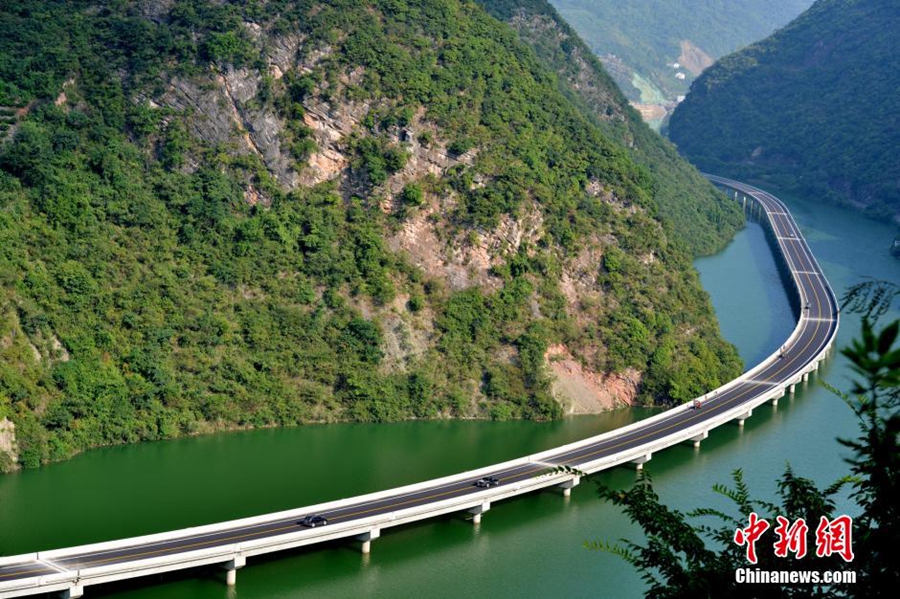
[0,177,839,599]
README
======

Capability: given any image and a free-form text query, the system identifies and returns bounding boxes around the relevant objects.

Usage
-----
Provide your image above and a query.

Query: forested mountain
[0,0,741,471]
[549,0,812,104]
[477,0,744,258]
[669,0,900,221]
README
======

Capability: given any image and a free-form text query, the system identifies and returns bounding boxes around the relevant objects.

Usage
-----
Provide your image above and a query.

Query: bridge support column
[60,585,84,599]
[690,431,708,448]
[559,476,580,497]
[736,410,752,427]
[222,555,246,586]
[802,372,809,382]
[632,454,652,471]
[469,502,491,524]
[789,383,796,394]
[355,529,380,554]
[772,389,785,406]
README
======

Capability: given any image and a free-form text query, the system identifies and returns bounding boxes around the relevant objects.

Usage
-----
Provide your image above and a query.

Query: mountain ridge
[476,0,745,257]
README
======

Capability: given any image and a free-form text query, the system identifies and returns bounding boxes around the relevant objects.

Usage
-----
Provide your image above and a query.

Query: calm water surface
[0,190,897,598]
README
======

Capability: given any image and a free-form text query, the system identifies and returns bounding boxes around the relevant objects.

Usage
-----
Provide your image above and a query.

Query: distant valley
[550,0,813,127]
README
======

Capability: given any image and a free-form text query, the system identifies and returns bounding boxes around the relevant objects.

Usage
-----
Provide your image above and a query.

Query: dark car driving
[474,476,500,488]
[298,515,328,527]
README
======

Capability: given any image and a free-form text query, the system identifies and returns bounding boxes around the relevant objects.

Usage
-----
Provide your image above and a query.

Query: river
[0,189,897,598]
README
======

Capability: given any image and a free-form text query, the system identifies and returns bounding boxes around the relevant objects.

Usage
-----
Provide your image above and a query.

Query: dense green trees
[0,0,741,470]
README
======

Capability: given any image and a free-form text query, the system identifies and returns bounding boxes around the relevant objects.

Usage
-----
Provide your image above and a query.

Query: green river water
[1,189,898,598]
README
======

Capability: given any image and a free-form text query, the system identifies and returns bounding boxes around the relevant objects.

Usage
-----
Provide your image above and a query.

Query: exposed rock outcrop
[546,344,640,413]
[0,418,17,472]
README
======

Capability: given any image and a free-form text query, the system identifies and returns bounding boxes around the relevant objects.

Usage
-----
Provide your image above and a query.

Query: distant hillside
[669,0,900,222]
[549,0,813,104]
[0,0,742,470]
[477,0,744,257]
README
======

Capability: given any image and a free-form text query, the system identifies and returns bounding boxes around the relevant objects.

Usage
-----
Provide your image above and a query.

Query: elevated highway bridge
[0,176,839,598]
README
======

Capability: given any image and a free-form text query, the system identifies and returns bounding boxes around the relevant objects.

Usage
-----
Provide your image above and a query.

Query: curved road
[0,177,839,598]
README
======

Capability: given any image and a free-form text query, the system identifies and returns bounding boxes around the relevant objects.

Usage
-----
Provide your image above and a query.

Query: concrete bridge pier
[59,585,84,599]
[802,372,809,382]
[222,555,246,586]
[559,476,580,497]
[632,454,652,471]
[771,389,785,407]
[689,431,709,448]
[355,529,380,554]
[469,502,491,525]
[789,383,796,394]
[736,410,753,427]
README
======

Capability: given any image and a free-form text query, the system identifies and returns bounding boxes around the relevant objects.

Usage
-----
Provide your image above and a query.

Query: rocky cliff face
[143,15,729,412]
[0,418,17,471]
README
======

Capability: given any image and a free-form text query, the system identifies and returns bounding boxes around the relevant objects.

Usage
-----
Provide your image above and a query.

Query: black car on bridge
[298,515,328,527]
[474,476,500,488]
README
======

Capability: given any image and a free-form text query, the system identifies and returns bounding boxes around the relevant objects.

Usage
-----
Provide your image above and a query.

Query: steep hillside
[549,0,812,103]
[478,0,745,258]
[0,0,741,470]
[669,0,900,222]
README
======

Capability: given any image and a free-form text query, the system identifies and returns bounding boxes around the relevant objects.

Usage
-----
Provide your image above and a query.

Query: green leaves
[352,136,409,186]
[842,317,900,396]
[594,468,851,599]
